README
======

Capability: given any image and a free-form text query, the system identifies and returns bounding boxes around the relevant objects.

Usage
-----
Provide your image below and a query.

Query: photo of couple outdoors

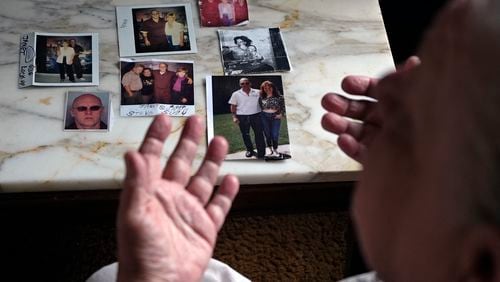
[210,76,291,160]
[120,60,194,106]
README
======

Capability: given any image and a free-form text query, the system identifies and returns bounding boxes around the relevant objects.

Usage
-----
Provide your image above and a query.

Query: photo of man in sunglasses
[65,92,109,131]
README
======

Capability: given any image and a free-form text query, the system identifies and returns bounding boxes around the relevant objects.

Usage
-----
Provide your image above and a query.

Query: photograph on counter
[116,3,197,57]
[218,28,291,75]
[120,58,195,117]
[18,32,99,88]
[64,91,110,131]
[206,75,291,161]
[199,0,249,27]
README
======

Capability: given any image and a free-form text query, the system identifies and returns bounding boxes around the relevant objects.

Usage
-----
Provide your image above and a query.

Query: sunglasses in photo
[74,105,102,112]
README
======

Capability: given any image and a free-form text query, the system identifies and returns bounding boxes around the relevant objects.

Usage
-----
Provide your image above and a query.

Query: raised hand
[117,115,239,282]
[321,56,420,163]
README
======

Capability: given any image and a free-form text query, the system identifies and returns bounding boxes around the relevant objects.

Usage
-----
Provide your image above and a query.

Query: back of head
[413,0,500,227]
[354,1,500,280]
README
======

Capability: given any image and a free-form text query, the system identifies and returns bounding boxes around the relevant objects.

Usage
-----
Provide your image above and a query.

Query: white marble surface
[0,0,394,192]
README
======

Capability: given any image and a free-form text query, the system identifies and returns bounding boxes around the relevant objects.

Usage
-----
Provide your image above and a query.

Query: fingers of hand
[163,115,204,185]
[400,56,421,71]
[139,115,172,157]
[206,175,239,231]
[337,134,366,163]
[322,112,363,139]
[341,75,378,96]
[187,136,229,206]
[121,151,149,211]
[321,93,370,120]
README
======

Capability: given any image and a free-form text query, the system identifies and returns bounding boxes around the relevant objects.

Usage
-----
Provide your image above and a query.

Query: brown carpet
[0,206,349,282]
[214,211,349,281]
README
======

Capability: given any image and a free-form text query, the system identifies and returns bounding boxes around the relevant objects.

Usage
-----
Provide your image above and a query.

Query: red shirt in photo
[234,0,249,24]
[201,0,221,27]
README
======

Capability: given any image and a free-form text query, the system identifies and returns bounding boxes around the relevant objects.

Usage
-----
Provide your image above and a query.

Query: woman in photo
[170,67,194,105]
[140,68,154,104]
[218,0,235,26]
[56,40,75,82]
[259,80,285,156]
[222,36,274,74]
[164,12,185,51]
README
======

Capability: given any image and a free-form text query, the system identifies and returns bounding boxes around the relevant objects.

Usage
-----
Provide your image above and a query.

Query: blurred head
[142,68,152,77]
[352,1,500,281]
[132,64,144,74]
[166,12,176,23]
[70,94,104,129]
[62,40,69,47]
[259,80,278,98]
[239,77,251,91]
[151,9,160,21]
[234,36,252,49]
[159,63,168,73]
[176,67,188,78]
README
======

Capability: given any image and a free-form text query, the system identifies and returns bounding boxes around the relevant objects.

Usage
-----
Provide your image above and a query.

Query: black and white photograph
[218,28,291,75]
[206,75,291,161]
[116,4,197,57]
[64,91,110,131]
[120,58,195,117]
[20,32,99,87]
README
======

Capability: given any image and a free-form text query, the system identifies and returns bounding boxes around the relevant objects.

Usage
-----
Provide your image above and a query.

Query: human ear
[457,225,500,281]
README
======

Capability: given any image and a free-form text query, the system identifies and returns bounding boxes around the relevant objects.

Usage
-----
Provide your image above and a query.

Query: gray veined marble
[0,0,393,192]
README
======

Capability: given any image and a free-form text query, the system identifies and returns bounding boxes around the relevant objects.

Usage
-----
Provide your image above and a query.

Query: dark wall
[379,1,449,64]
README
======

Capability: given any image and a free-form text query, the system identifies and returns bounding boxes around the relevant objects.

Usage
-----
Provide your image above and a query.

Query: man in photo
[152,62,193,104]
[66,93,107,130]
[228,77,265,158]
[140,9,167,52]
[152,62,176,104]
[121,63,144,105]
[70,39,85,81]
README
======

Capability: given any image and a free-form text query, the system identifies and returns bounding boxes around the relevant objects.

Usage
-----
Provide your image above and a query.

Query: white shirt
[86,259,251,282]
[228,88,261,115]
[218,3,235,19]
[165,21,184,46]
[56,46,75,64]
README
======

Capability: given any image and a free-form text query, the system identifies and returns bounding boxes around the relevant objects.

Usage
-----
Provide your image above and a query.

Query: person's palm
[117,115,239,282]
[321,56,420,163]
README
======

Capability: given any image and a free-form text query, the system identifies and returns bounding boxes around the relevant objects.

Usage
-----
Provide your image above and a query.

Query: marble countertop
[0,0,393,192]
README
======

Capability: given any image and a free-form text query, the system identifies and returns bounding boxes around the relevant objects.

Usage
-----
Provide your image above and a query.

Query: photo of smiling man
[64,91,110,131]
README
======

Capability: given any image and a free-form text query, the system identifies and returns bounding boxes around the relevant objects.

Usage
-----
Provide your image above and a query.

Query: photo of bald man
[64,91,110,131]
